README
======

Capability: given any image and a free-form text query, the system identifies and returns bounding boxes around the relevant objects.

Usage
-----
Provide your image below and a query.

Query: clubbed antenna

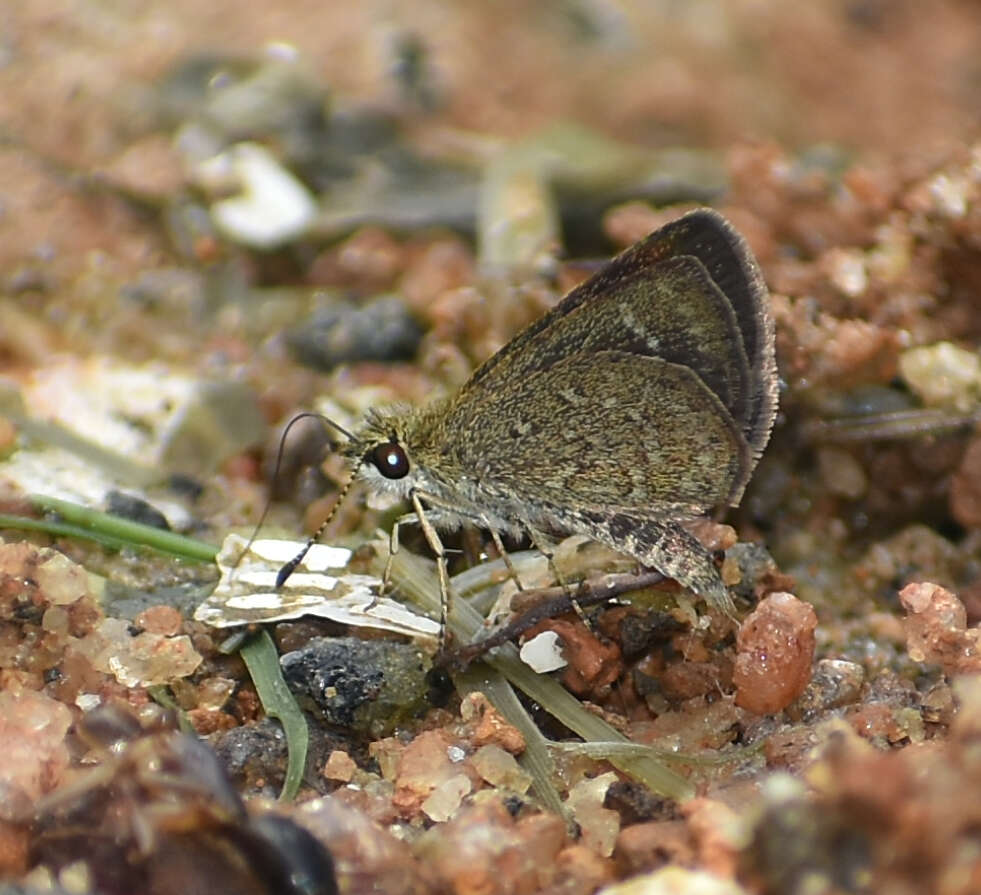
[275,469,357,586]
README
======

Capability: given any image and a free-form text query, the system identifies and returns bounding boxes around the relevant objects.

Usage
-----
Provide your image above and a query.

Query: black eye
[369,442,410,479]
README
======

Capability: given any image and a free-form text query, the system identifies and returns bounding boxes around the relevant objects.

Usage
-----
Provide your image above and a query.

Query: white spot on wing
[622,306,660,353]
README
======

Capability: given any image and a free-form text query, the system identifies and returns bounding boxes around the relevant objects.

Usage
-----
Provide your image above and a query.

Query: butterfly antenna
[233,412,356,574]
[276,468,357,586]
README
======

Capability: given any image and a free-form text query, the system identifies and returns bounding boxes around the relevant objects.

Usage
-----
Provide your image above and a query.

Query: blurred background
[2,0,980,278]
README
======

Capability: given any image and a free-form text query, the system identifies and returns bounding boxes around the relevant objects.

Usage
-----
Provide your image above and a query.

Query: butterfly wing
[461,208,775,505]
[644,209,777,462]
[570,510,735,613]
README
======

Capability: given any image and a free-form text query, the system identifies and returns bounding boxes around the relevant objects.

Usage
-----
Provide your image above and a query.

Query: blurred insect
[31,703,338,895]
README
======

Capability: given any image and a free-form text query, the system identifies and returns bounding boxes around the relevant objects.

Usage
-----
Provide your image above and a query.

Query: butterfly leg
[380,511,418,599]
[523,525,595,627]
[410,490,454,651]
[482,520,524,593]
[483,519,586,621]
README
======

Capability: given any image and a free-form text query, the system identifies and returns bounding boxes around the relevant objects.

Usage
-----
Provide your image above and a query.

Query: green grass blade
[29,494,218,562]
[239,629,309,801]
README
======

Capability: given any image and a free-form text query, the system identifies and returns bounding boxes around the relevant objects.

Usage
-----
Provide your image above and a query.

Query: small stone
[199,142,317,249]
[186,707,238,735]
[951,676,981,740]
[460,692,526,754]
[899,581,981,674]
[519,630,567,673]
[41,605,70,636]
[604,781,679,826]
[415,799,563,895]
[721,542,782,602]
[471,744,532,794]
[552,844,616,894]
[212,719,288,793]
[950,436,981,528]
[119,268,208,312]
[324,750,357,783]
[920,680,956,725]
[194,675,237,710]
[763,726,822,773]
[615,820,695,875]
[0,689,73,801]
[368,737,404,782]
[35,551,89,606]
[790,658,865,719]
[400,237,476,314]
[816,446,867,499]
[308,227,406,290]
[281,636,430,736]
[856,524,961,592]
[286,295,423,371]
[134,604,183,636]
[75,693,102,712]
[105,491,172,530]
[299,793,432,895]
[819,246,868,297]
[99,135,185,200]
[525,619,621,699]
[927,171,969,217]
[844,701,919,745]
[447,745,466,763]
[686,520,738,553]
[683,798,744,879]
[637,695,743,753]
[566,772,620,858]
[899,342,981,413]
[0,818,30,876]
[421,773,472,823]
[733,593,817,715]
[598,866,751,895]
[75,618,202,688]
[393,730,476,818]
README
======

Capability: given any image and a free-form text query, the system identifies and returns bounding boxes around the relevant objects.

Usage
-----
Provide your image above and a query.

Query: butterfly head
[344,404,430,499]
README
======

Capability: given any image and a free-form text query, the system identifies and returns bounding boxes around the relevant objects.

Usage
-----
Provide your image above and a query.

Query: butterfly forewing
[457,208,774,508]
[460,254,752,437]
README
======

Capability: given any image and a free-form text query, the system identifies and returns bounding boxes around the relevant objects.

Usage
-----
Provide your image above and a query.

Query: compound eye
[370,442,410,479]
